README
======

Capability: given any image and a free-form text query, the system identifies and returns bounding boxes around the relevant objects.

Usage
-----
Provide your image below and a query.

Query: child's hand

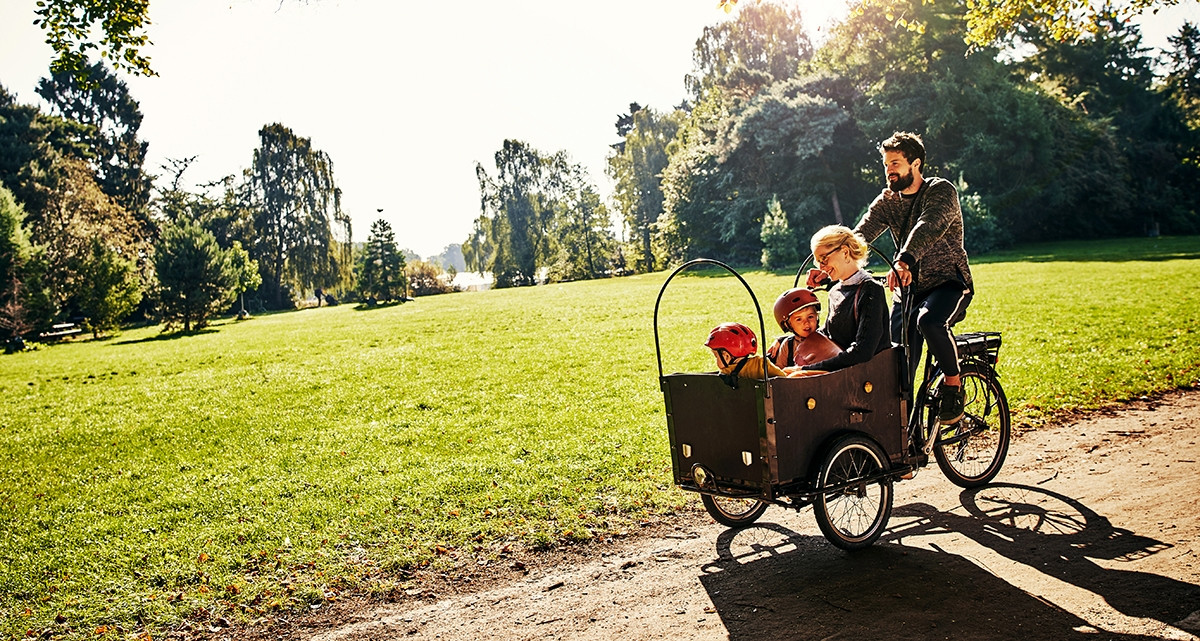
[787,369,827,378]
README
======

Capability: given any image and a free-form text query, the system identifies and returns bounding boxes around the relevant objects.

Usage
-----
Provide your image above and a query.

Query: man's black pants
[892,281,972,383]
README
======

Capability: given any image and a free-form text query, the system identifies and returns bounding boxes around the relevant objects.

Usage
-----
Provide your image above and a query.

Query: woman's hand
[805,268,831,288]
[787,369,827,378]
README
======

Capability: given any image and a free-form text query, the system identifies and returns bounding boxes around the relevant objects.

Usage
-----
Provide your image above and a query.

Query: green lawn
[2,235,1198,638]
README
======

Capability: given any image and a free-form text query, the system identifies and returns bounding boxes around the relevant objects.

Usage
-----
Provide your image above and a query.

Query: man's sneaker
[938,382,964,424]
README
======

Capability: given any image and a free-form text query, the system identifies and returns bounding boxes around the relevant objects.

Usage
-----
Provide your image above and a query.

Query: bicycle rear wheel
[701,494,768,527]
[933,364,1010,488]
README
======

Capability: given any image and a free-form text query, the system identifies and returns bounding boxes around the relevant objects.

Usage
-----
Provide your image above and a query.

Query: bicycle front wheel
[813,435,893,550]
[934,364,1010,488]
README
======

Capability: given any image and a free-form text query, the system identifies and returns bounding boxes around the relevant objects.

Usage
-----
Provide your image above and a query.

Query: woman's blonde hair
[811,225,869,268]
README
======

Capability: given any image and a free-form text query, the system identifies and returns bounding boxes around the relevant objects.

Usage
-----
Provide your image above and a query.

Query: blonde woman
[797,225,891,374]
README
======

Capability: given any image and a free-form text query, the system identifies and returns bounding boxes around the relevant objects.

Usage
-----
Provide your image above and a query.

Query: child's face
[787,307,819,338]
[711,348,732,369]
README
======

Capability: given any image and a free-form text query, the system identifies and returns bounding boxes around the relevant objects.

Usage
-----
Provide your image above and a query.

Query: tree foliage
[154,220,239,332]
[1,85,148,327]
[659,0,1200,266]
[717,0,1193,48]
[473,140,617,286]
[688,1,814,100]
[547,166,617,282]
[246,123,352,308]
[32,0,155,85]
[405,260,455,297]
[37,62,152,227]
[760,195,798,268]
[474,140,559,288]
[0,185,51,340]
[357,219,407,303]
[76,237,141,337]
[27,155,146,315]
[1165,21,1200,130]
[1019,11,1200,234]
[607,104,681,273]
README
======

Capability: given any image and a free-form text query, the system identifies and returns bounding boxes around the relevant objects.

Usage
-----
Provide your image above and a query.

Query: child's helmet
[773,288,821,331]
[704,322,758,358]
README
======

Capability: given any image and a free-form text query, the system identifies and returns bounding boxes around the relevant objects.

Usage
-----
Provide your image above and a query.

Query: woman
[797,225,891,374]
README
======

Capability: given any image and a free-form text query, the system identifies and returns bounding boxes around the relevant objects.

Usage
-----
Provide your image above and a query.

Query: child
[705,322,804,383]
[767,288,843,370]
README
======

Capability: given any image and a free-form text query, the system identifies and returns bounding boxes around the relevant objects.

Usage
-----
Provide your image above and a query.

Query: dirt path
[287,390,1200,641]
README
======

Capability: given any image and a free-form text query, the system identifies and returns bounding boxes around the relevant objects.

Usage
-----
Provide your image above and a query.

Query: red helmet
[773,288,821,332]
[704,322,758,358]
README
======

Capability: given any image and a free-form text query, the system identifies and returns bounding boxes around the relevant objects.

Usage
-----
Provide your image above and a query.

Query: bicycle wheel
[701,493,769,528]
[933,364,1010,488]
[812,435,893,550]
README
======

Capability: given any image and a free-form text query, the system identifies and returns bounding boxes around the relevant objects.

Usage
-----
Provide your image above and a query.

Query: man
[814,131,973,423]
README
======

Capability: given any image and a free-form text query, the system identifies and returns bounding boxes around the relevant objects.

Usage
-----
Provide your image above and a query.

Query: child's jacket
[719,355,789,380]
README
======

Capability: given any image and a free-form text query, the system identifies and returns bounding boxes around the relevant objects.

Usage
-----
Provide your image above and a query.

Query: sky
[1,1,1197,258]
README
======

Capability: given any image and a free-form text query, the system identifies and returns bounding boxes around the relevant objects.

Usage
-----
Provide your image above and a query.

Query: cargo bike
[653,257,1010,550]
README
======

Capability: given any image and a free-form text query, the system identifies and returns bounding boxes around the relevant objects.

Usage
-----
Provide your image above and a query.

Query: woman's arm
[804,283,888,372]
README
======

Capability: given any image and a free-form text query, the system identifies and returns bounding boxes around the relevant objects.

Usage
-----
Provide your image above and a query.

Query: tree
[547,166,617,282]
[687,1,814,101]
[1020,10,1200,234]
[667,3,855,264]
[357,219,406,303]
[405,260,455,297]
[0,185,52,340]
[32,0,155,85]
[812,0,1145,242]
[760,196,798,268]
[1165,22,1200,130]
[474,140,560,287]
[37,61,153,228]
[1,85,149,320]
[716,0,1193,48]
[226,241,261,317]
[462,215,494,276]
[607,105,682,273]
[246,123,351,308]
[75,237,141,337]
[429,244,466,273]
[28,156,146,316]
[0,84,94,222]
[154,220,238,332]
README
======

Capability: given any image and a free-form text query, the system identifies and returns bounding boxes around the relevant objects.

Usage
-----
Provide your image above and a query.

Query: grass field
[2,236,1198,638]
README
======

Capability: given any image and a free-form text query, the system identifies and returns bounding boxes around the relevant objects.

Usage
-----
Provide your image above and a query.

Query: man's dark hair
[879,131,926,168]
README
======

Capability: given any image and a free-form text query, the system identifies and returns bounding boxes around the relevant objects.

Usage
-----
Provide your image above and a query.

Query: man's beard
[888,169,914,192]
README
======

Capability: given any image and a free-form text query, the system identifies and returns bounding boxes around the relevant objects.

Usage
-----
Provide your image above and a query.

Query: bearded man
[855,132,973,425]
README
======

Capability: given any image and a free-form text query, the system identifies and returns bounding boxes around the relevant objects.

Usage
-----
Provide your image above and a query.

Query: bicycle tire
[812,434,893,550]
[701,494,769,528]
[933,364,1010,488]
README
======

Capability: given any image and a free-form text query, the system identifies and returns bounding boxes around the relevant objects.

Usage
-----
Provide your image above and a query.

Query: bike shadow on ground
[905,483,1200,631]
[696,485,1198,641]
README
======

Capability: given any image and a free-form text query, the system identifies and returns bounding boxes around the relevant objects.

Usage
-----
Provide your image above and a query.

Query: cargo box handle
[653,258,769,392]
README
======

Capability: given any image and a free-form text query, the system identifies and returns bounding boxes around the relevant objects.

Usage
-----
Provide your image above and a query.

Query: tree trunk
[641,226,654,273]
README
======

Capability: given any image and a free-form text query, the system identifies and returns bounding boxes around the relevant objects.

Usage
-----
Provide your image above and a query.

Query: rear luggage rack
[956,331,1002,362]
